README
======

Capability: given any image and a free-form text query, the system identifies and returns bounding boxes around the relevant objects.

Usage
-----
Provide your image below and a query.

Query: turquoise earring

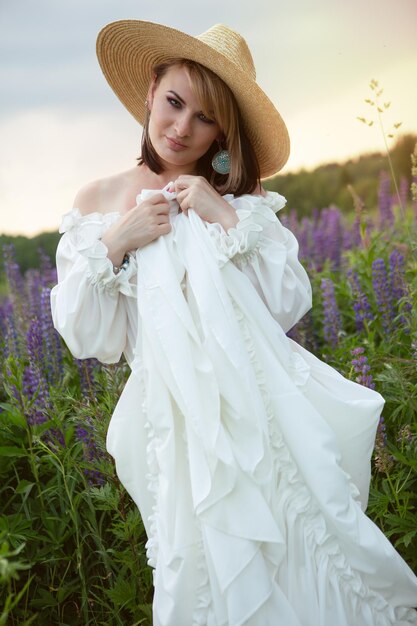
[211,144,231,175]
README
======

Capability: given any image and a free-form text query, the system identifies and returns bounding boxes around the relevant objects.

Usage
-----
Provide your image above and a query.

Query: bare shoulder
[73,167,140,216]
[72,179,103,216]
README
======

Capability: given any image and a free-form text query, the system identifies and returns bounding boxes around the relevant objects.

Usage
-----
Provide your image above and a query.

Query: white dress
[51,185,417,626]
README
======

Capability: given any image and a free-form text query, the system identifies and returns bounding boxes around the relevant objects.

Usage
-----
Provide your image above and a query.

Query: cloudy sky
[1,0,416,236]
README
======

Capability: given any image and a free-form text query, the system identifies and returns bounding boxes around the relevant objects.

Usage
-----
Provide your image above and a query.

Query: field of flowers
[1,170,416,625]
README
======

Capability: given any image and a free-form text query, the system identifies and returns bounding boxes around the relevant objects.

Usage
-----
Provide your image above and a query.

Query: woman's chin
[158,150,198,172]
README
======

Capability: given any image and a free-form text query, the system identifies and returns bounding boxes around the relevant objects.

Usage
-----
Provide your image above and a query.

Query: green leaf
[104,577,136,609]
[0,404,27,428]
[15,480,35,495]
[64,424,75,447]
[137,603,153,621]
[0,446,27,458]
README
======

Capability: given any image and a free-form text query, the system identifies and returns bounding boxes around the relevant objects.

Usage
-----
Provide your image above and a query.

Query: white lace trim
[206,191,286,268]
[59,207,137,297]
[192,536,212,625]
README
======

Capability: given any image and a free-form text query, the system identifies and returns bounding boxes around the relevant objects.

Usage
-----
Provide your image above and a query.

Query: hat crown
[196,24,256,80]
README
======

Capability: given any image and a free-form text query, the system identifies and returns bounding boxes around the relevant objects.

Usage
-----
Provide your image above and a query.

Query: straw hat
[96,20,290,178]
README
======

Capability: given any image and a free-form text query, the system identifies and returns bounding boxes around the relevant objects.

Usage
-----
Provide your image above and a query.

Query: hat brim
[96,20,290,178]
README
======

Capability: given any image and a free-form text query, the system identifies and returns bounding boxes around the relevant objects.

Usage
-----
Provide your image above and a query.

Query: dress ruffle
[205,192,286,268]
[59,207,137,297]
[232,298,417,626]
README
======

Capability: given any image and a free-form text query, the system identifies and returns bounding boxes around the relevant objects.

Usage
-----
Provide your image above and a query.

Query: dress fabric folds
[51,186,417,625]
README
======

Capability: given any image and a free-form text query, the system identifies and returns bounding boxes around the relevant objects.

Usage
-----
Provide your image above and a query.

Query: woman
[51,20,417,626]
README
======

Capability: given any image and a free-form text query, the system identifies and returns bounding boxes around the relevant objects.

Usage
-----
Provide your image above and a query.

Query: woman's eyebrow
[167,90,186,105]
[167,89,214,116]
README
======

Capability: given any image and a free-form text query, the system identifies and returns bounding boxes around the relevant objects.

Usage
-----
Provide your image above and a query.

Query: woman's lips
[166,136,187,151]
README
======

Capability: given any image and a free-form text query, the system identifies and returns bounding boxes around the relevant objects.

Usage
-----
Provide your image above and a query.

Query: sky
[0,0,416,236]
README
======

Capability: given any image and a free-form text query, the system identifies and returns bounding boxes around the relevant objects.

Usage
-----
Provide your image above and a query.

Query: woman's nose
[174,112,192,137]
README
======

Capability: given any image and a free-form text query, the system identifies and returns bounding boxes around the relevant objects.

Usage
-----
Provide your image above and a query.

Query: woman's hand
[101,193,171,266]
[172,175,239,231]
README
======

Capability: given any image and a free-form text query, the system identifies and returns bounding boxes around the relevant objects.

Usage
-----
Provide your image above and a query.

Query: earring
[212,144,231,175]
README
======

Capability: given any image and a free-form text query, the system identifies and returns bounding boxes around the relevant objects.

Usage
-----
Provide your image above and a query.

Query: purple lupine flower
[389,249,407,302]
[1,299,21,359]
[24,315,52,425]
[350,347,375,389]
[2,244,25,304]
[0,301,8,338]
[371,258,394,333]
[75,416,106,486]
[378,171,394,227]
[2,246,26,358]
[0,298,18,360]
[76,425,90,444]
[39,287,64,382]
[3,359,21,404]
[322,206,343,271]
[388,249,411,329]
[308,206,343,271]
[341,226,353,251]
[22,364,49,425]
[377,416,387,447]
[76,358,100,399]
[27,317,45,373]
[350,214,363,249]
[43,427,65,449]
[320,278,341,347]
[297,217,313,261]
[347,269,374,332]
[26,269,43,319]
[0,303,8,365]
[312,221,327,272]
[38,248,57,288]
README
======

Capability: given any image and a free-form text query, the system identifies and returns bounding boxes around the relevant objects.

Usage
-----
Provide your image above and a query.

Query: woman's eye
[167,97,181,108]
[198,112,215,124]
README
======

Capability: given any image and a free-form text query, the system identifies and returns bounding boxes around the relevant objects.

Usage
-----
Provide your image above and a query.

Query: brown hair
[137,59,260,196]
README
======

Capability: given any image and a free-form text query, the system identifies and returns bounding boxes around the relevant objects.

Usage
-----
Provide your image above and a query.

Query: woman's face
[147,64,220,173]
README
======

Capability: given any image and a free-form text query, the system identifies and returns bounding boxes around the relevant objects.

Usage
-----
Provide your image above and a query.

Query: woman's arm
[50,208,137,363]
[51,177,176,362]
[205,191,312,333]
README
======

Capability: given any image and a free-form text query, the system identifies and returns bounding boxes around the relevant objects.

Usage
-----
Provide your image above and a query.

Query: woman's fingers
[157,222,172,234]
[175,189,190,210]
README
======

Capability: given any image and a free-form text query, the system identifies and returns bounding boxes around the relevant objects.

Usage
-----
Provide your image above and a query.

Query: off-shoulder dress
[51,186,417,626]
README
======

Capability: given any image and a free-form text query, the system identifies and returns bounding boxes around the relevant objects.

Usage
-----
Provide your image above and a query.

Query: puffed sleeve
[205,192,312,332]
[50,208,137,363]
